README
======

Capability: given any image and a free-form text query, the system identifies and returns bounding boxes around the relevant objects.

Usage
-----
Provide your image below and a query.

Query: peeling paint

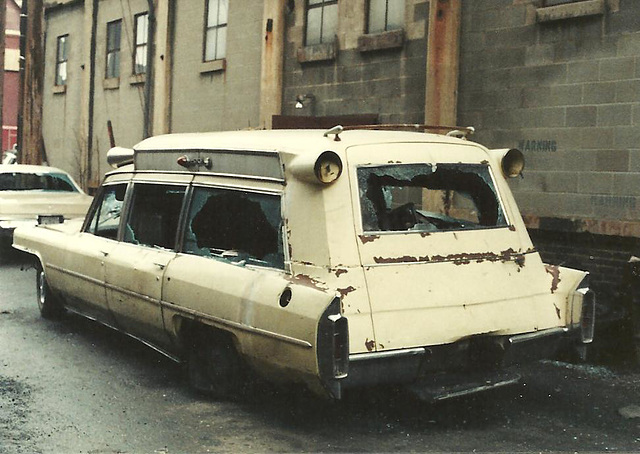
[334,268,348,277]
[374,255,430,264]
[373,249,530,266]
[359,234,380,244]
[337,286,356,299]
[365,338,376,352]
[554,304,561,320]
[545,265,561,294]
[292,274,327,291]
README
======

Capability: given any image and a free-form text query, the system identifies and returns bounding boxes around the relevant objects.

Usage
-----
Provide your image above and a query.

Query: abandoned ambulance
[12,126,595,401]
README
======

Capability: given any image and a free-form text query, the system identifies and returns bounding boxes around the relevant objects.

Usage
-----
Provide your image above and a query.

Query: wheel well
[177,317,238,356]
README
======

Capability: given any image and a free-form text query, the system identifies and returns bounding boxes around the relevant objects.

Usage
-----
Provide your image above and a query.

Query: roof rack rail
[323,124,475,141]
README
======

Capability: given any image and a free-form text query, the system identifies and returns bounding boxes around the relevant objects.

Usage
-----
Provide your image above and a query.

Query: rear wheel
[36,264,64,319]
[187,328,247,399]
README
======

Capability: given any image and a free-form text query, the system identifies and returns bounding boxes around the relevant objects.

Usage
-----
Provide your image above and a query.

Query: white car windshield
[0,172,78,192]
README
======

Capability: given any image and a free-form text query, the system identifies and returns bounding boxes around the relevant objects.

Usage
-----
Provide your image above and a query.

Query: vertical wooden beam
[259,0,285,130]
[152,0,174,136]
[425,0,461,126]
[0,0,6,150]
[20,0,44,165]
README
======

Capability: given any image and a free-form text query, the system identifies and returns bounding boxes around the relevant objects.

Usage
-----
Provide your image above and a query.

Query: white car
[0,164,92,245]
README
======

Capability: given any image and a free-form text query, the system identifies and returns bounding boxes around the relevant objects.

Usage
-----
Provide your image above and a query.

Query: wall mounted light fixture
[295,94,315,109]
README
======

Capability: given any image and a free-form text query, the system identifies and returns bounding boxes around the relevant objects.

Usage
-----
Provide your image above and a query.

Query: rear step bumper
[341,326,574,396]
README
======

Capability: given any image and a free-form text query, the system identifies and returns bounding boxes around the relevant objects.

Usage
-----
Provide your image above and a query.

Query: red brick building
[2,0,20,153]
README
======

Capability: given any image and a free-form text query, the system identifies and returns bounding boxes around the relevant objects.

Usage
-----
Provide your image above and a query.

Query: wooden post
[425,0,461,126]
[152,0,174,136]
[0,0,6,150]
[20,0,45,165]
[259,0,285,130]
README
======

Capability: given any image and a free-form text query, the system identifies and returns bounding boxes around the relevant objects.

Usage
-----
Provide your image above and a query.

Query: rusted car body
[0,164,92,244]
[13,128,595,400]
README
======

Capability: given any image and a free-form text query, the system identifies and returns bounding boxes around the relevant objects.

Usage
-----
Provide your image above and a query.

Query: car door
[56,182,128,326]
[104,179,189,350]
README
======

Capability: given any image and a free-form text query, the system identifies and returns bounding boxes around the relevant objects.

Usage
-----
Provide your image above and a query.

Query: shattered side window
[85,183,127,240]
[358,164,507,233]
[183,187,284,270]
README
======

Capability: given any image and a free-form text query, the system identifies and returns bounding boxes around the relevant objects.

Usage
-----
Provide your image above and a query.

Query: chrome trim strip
[159,300,313,349]
[48,264,313,349]
[349,347,426,362]
[508,327,568,345]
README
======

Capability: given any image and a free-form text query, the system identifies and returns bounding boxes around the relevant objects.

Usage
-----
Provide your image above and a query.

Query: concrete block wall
[281,0,429,123]
[458,0,640,225]
[458,0,640,312]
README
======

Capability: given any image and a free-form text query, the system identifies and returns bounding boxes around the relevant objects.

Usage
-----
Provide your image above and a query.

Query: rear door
[348,142,560,352]
[104,178,189,350]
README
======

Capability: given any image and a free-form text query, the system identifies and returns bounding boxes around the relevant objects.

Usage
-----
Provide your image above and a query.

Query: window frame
[203,0,228,62]
[105,19,122,79]
[304,0,338,46]
[55,34,69,86]
[82,182,128,240]
[133,13,149,75]
[366,0,404,35]
[123,182,188,250]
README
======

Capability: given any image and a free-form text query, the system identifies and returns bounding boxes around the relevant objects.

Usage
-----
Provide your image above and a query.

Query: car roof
[0,164,71,175]
[134,129,476,155]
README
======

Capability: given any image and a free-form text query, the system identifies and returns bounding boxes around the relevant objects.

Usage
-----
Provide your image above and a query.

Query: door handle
[100,250,109,257]
[153,262,166,270]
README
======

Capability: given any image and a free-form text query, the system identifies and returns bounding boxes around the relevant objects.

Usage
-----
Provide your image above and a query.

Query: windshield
[0,172,78,192]
[358,163,508,233]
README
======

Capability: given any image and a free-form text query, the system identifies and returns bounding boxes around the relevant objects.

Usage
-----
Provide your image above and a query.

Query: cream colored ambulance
[13,126,595,401]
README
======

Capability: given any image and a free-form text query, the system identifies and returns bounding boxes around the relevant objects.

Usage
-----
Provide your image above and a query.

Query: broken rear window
[358,164,507,233]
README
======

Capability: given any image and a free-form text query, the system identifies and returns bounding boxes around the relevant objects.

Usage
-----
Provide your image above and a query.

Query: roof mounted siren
[490,148,525,178]
[107,147,134,169]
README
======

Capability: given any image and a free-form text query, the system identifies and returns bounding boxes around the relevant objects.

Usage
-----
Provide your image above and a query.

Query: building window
[204,0,228,61]
[55,35,68,86]
[133,13,148,75]
[305,0,338,46]
[367,0,404,34]
[106,20,122,79]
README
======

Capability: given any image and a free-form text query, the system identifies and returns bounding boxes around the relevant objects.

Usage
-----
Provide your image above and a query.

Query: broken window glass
[358,164,507,233]
[85,183,127,240]
[124,184,186,249]
[183,187,284,269]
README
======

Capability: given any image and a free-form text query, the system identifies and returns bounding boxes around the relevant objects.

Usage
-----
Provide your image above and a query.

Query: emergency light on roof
[107,147,134,168]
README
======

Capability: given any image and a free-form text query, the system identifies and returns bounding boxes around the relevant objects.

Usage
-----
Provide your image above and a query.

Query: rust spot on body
[337,286,356,299]
[544,265,561,294]
[334,268,348,277]
[365,338,376,352]
[359,234,380,244]
[373,255,430,264]
[292,274,326,290]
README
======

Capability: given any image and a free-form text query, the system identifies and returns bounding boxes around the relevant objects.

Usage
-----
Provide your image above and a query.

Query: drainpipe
[143,0,155,139]
[85,0,98,190]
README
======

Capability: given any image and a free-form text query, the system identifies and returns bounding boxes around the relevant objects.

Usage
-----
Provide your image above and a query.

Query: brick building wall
[457,0,640,320]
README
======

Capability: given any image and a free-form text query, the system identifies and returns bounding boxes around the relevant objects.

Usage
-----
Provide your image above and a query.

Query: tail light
[328,314,349,378]
[577,288,596,343]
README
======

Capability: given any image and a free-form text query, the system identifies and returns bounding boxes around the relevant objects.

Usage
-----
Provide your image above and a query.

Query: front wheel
[36,264,64,319]
[187,328,247,399]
